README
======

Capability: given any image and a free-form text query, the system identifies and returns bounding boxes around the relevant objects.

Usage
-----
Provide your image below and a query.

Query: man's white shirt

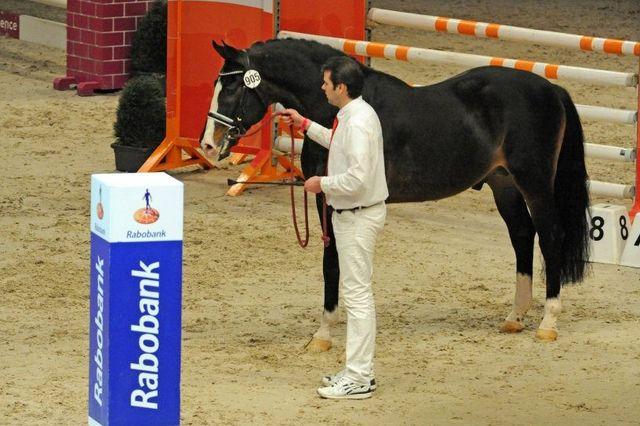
[305,96,389,210]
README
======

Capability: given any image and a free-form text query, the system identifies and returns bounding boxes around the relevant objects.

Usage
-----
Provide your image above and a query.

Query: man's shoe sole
[322,376,378,392]
[317,389,373,400]
[322,377,377,391]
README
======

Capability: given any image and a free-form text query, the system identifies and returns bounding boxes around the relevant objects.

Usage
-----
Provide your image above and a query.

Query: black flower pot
[111,142,156,172]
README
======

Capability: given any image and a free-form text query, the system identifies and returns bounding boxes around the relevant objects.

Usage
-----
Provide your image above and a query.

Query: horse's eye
[223,78,241,90]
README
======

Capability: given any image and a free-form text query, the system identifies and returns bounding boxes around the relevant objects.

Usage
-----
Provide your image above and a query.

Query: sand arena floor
[1,0,639,424]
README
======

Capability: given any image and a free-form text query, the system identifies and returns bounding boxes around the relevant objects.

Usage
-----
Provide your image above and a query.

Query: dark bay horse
[201,38,589,344]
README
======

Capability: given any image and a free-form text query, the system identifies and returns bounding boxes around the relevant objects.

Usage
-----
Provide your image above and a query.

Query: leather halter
[207,53,271,140]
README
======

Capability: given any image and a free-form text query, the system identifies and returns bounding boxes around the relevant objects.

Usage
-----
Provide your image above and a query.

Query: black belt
[335,202,382,214]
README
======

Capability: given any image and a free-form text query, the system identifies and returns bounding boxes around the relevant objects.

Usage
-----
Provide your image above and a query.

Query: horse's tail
[554,86,590,285]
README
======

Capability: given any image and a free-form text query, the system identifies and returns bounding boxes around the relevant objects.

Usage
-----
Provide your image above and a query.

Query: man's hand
[304,176,323,194]
[280,108,307,129]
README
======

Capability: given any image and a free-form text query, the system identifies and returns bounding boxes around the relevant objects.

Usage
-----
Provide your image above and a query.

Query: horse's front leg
[305,198,340,352]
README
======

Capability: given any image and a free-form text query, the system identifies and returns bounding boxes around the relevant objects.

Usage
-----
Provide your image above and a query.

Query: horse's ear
[211,40,226,57]
[212,40,240,59]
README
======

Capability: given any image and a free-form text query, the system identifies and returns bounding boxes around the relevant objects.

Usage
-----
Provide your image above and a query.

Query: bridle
[207,53,272,143]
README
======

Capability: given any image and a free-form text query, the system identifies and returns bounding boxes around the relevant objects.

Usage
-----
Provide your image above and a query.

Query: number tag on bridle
[243,69,261,89]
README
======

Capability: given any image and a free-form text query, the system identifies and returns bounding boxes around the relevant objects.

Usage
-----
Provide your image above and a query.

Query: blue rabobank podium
[89,173,183,426]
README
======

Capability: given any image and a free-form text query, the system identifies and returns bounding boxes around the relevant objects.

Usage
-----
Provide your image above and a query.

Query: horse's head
[200,41,271,160]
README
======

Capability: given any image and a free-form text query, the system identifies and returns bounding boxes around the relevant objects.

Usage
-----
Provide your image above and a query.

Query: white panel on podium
[586,204,629,265]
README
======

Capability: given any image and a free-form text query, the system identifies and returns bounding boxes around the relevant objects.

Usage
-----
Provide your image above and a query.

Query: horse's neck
[272,66,409,124]
[266,81,305,112]
[267,74,335,126]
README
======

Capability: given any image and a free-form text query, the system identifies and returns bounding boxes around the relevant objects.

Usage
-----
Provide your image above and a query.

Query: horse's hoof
[535,328,558,341]
[304,337,332,352]
[500,320,525,333]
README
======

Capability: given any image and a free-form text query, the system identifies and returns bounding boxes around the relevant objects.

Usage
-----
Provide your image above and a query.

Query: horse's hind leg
[487,174,536,333]
[524,195,564,341]
[508,172,564,341]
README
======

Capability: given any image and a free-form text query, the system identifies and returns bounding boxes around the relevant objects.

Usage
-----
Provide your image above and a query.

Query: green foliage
[130,0,167,74]
[113,75,166,148]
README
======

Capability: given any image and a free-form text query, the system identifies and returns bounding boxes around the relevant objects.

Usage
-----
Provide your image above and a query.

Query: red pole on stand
[629,59,640,222]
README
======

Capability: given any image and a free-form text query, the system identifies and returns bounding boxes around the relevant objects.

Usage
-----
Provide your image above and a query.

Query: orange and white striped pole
[278,30,637,87]
[367,8,640,57]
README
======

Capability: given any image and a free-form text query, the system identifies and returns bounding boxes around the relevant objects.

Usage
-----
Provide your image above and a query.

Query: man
[281,55,388,400]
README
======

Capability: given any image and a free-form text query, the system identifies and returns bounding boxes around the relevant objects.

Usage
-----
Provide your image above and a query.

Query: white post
[88,173,183,426]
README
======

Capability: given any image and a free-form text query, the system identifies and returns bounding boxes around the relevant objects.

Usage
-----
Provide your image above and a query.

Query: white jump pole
[278,31,637,88]
[584,144,636,162]
[367,8,640,57]
[274,135,304,154]
[576,105,637,125]
[589,180,635,199]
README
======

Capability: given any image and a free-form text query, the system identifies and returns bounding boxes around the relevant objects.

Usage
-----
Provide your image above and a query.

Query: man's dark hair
[321,56,364,99]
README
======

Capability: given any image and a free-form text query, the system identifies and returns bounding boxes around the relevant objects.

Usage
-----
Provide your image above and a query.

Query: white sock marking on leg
[313,309,338,341]
[506,273,533,323]
[539,297,562,331]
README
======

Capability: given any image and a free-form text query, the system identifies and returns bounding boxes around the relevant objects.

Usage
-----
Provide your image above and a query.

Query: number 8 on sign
[619,215,628,240]
[586,204,628,265]
[589,216,604,241]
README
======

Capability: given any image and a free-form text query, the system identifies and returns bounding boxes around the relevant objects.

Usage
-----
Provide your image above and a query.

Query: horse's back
[372,66,567,202]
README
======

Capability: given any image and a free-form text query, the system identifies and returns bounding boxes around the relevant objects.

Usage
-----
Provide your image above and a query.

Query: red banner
[0,11,19,39]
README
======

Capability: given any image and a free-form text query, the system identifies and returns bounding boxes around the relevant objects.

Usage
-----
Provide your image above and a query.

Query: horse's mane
[252,38,345,68]
[247,38,408,92]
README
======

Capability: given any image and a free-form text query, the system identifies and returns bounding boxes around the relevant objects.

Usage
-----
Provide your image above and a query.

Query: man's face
[322,71,342,107]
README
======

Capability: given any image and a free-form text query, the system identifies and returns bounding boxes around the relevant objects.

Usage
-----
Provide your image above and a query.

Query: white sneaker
[317,376,374,400]
[321,370,377,390]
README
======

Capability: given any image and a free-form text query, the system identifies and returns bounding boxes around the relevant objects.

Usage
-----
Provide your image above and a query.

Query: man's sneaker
[321,370,377,390]
[317,376,373,400]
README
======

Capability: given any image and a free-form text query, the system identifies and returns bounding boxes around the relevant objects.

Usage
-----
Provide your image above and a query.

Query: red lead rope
[288,118,336,249]
[288,123,310,248]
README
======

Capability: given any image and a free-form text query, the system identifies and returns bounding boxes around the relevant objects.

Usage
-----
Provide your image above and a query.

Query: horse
[200,38,590,345]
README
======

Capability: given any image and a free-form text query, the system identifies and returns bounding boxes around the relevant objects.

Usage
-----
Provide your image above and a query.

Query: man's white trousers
[332,202,386,386]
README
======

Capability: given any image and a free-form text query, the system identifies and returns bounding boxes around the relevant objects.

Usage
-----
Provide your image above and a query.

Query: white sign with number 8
[586,204,629,265]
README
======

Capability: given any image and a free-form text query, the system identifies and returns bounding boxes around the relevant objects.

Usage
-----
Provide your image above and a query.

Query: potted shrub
[130,0,167,77]
[112,74,166,172]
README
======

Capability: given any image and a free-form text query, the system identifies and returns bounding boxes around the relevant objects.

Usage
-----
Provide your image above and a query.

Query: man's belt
[335,201,383,214]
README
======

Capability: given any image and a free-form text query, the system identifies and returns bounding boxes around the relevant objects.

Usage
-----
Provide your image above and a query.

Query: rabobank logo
[96,186,105,220]
[134,189,160,225]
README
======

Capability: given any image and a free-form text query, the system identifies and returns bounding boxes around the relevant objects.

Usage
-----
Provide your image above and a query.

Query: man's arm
[281,109,332,149]
[304,122,332,149]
